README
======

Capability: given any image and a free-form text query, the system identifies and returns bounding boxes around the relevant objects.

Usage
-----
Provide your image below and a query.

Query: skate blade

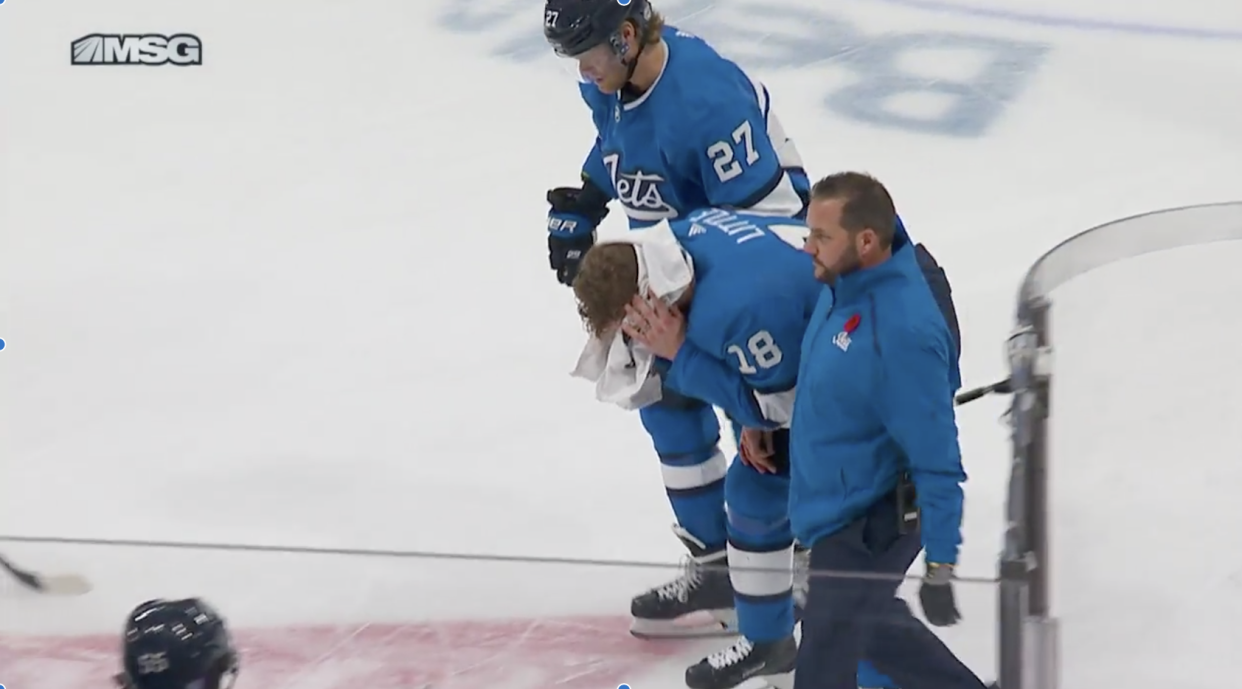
[735,672,794,689]
[629,609,737,639]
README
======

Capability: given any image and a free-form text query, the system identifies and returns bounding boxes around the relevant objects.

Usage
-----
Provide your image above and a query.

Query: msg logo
[70,34,202,66]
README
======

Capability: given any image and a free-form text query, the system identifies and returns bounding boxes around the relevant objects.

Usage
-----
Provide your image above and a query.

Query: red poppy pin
[834,314,860,352]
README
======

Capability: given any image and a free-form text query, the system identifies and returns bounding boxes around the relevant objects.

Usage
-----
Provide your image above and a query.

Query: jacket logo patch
[834,313,861,352]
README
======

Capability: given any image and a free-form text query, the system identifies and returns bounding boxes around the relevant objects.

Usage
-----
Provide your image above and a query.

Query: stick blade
[29,573,93,596]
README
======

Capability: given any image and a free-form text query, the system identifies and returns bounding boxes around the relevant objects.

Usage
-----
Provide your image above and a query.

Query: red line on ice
[0,614,694,689]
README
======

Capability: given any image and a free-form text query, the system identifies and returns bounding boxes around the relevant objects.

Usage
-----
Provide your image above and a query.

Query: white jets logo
[603,153,677,223]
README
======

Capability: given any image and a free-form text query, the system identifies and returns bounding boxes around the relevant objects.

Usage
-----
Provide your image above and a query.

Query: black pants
[913,243,961,358]
[793,494,987,689]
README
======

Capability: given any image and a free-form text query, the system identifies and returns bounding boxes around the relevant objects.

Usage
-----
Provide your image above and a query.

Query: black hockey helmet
[116,598,240,689]
[544,0,653,59]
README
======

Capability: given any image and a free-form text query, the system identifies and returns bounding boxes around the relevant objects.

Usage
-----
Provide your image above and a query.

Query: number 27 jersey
[579,26,809,228]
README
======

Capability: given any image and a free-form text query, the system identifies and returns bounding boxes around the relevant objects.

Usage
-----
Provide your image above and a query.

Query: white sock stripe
[727,543,794,597]
[660,449,728,491]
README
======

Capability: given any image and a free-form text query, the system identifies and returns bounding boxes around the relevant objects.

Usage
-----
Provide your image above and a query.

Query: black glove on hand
[919,562,962,627]
[546,180,610,287]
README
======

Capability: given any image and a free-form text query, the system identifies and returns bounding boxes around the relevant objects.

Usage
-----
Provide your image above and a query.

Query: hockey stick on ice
[0,552,92,595]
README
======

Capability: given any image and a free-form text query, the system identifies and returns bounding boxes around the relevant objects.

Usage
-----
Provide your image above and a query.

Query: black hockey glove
[546,179,611,286]
[918,562,962,627]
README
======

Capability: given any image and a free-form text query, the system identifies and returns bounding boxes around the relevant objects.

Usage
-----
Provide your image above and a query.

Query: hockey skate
[630,525,737,639]
[685,635,797,689]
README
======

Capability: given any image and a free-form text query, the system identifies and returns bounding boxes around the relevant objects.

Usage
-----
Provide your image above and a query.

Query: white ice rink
[2,0,1242,686]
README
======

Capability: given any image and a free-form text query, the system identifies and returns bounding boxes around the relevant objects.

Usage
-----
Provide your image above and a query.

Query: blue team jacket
[787,240,966,565]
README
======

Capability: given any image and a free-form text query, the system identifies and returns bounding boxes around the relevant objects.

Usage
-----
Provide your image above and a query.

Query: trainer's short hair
[810,172,898,247]
[572,243,641,339]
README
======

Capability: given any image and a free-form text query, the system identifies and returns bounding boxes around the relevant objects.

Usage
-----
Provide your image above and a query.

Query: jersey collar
[621,39,671,112]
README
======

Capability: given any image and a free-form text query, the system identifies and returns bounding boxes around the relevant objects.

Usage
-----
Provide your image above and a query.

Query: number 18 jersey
[659,209,821,428]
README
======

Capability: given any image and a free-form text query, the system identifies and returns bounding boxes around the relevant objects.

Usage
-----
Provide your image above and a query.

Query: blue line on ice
[862,0,1242,41]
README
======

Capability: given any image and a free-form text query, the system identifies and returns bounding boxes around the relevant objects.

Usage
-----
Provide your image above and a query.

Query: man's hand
[918,562,962,627]
[621,290,686,361]
[739,428,779,473]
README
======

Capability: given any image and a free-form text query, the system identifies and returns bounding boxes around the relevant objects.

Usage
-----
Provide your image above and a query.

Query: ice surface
[2,0,1242,685]
[0,542,724,688]
[1044,241,1242,688]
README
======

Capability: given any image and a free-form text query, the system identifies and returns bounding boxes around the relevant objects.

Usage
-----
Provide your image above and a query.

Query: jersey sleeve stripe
[746,74,771,121]
[754,387,797,427]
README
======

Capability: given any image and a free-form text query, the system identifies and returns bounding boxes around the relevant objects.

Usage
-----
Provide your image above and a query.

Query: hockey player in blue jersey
[543,0,815,652]
[570,209,897,689]
[543,0,808,276]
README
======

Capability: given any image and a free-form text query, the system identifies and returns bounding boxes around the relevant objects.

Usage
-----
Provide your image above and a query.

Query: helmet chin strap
[623,40,645,84]
[617,39,647,101]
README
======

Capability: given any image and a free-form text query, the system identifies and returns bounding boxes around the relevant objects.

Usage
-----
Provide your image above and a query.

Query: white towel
[571,221,694,410]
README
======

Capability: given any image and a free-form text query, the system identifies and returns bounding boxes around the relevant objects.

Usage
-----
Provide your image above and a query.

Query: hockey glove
[547,179,611,286]
[918,562,962,627]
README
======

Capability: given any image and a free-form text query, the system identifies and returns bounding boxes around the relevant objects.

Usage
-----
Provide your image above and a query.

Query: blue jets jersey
[659,209,821,428]
[579,27,809,228]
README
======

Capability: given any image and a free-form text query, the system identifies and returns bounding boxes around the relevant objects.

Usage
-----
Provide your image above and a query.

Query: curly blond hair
[641,11,666,46]
[572,242,640,339]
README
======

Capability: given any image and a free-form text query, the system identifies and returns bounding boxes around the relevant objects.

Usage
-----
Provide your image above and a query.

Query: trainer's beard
[816,244,862,285]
